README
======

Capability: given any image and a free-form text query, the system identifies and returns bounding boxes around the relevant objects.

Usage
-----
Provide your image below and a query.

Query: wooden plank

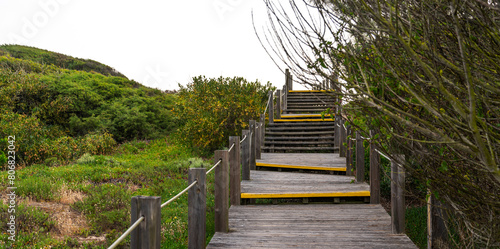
[214,150,229,232]
[257,153,345,168]
[229,136,241,206]
[256,162,346,172]
[280,114,327,118]
[288,90,334,93]
[241,191,370,199]
[273,119,334,122]
[207,205,416,248]
[241,170,369,198]
[188,168,206,249]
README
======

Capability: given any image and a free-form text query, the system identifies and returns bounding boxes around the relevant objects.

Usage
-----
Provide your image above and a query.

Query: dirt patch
[20,184,106,244]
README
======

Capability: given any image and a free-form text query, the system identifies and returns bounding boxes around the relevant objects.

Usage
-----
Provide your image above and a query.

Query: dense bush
[174,76,274,154]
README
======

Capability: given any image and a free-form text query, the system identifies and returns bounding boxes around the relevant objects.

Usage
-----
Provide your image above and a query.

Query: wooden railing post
[334,115,340,149]
[391,154,405,234]
[339,119,346,157]
[214,150,229,233]
[268,91,274,124]
[131,196,161,249]
[355,131,365,183]
[281,85,286,112]
[260,114,265,149]
[369,130,380,204]
[188,168,206,249]
[346,126,353,176]
[241,130,250,180]
[229,136,241,206]
[256,122,262,159]
[249,120,256,170]
[276,89,281,119]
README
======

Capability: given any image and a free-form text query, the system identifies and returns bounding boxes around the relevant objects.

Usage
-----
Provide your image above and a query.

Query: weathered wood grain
[241,170,369,198]
[207,205,416,248]
[188,168,206,249]
[229,136,241,207]
[214,150,229,233]
[257,153,346,169]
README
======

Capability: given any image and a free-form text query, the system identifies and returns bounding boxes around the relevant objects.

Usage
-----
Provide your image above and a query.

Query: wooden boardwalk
[207,152,416,248]
[208,205,416,248]
[207,89,416,248]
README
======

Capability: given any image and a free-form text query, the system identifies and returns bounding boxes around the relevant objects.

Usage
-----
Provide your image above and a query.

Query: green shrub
[78,132,116,155]
[406,206,427,248]
[174,76,274,154]
[73,183,130,234]
[76,153,96,164]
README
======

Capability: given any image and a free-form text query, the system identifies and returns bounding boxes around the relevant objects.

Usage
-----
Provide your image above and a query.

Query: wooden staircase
[263,90,337,153]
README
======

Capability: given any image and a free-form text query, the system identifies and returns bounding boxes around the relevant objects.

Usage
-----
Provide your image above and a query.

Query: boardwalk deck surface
[241,170,369,198]
[207,89,416,248]
[208,205,417,248]
[256,153,345,171]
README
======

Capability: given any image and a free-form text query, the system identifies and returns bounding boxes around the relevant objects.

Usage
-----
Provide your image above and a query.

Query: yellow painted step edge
[288,90,334,93]
[256,162,346,172]
[241,191,370,199]
[274,119,334,122]
[281,114,325,118]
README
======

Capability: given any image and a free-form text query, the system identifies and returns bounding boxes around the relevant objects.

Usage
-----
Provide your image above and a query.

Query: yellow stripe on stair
[288,90,334,93]
[256,162,345,172]
[241,191,370,199]
[273,119,334,122]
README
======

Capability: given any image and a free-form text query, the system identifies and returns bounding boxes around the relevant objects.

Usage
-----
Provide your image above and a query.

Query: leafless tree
[256,0,500,247]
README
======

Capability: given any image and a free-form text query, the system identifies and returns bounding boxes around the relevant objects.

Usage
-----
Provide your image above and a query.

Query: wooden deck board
[241,170,369,198]
[207,205,417,248]
[257,153,346,169]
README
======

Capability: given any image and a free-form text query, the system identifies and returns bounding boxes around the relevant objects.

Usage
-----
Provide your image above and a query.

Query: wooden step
[288,90,335,93]
[265,130,334,136]
[268,121,334,126]
[262,146,337,151]
[256,162,345,172]
[266,125,335,131]
[264,141,334,145]
[283,109,331,113]
[265,136,335,140]
[273,119,333,122]
[280,114,325,118]
[241,170,369,199]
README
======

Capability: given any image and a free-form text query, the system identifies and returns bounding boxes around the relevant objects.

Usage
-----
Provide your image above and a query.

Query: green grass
[0,137,217,248]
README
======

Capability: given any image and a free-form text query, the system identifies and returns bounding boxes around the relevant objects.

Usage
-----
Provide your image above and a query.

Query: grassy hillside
[0,45,179,166]
[0,45,272,248]
[0,45,126,78]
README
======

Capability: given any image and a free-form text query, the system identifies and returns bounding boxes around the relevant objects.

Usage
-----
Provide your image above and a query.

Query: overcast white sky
[0,0,305,90]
